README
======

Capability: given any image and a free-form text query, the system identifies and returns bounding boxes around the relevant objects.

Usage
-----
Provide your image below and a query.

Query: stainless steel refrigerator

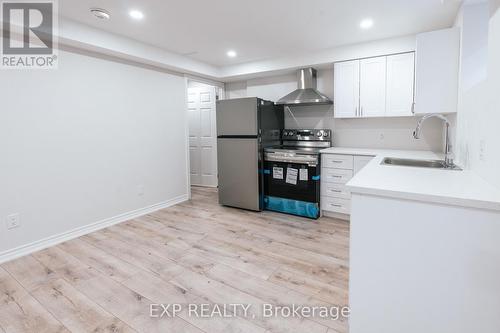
[216,97,283,211]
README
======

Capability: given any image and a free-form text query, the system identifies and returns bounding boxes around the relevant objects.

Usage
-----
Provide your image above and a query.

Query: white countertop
[320,147,500,212]
[320,147,441,158]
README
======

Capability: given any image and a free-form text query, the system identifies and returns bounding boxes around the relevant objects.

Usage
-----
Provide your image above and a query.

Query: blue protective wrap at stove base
[264,196,320,219]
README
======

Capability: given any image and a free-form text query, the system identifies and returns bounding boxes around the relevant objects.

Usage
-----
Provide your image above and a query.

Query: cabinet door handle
[360,106,364,117]
[411,102,416,114]
[355,106,358,117]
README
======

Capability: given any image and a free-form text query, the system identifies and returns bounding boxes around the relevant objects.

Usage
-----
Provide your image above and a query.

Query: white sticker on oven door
[299,168,308,181]
[286,167,298,185]
[273,167,283,179]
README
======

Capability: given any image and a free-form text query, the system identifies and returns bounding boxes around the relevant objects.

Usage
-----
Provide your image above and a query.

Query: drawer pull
[331,204,342,207]
[332,160,343,163]
[330,190,342,193]
[332,175,342,178]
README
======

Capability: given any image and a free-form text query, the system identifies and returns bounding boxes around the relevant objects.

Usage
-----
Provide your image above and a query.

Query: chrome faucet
[413,114,455,168]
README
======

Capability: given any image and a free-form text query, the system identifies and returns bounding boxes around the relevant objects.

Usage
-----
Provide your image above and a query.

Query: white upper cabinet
[414,28,460,114]
[334,60,360,118]
[334,53,415,118]
[333,28,460,118]
[359,56,387,117]
[386,53,415,117]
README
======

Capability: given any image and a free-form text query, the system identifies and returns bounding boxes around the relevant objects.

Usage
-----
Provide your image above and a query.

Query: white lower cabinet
[322,153,354,169]
[322,197,351,215]
[353,155,374,174]
[321,182,351,200]
[349,193,500,333]
[321,153,375,217]
[322,168,353,184]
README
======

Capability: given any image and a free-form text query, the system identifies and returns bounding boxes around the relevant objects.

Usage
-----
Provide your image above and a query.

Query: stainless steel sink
[381,157,462,170]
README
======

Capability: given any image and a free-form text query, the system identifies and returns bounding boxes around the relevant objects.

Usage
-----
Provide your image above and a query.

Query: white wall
[454,1,500,189]
[227,69,444,151]
[0,48,189,259]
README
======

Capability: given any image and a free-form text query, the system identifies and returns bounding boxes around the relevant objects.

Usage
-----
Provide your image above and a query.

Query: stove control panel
[282,129,332,141]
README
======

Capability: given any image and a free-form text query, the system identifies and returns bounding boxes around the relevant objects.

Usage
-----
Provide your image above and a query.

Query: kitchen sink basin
[381,157,462,170]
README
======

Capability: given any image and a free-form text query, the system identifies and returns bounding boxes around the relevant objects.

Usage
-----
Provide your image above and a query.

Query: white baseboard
[191,184,218,188]
[0,194,188,265]
[322,210,350,221]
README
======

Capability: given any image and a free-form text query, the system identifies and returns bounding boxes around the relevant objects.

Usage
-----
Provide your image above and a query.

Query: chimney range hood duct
[276,68,333,106]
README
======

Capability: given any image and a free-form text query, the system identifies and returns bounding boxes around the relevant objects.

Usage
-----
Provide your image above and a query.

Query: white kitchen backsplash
[284,105,444,151]
[226,69,445,152]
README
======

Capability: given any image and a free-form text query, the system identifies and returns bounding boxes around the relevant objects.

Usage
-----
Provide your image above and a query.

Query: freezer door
[216,98,258,136]
[260,103,284,148]
[217,138,261,211]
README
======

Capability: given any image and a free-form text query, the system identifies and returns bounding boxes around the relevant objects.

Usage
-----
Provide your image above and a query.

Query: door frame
[184,76,225,197]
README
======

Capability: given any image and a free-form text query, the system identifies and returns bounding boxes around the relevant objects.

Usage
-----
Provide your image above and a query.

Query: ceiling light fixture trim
[90,8,110,20]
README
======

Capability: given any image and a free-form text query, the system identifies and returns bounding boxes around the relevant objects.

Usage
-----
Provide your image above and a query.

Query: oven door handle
[264,155,318,166]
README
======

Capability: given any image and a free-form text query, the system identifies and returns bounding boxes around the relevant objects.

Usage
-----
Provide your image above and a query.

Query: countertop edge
[347,184,500,212]
[321,147,500,212]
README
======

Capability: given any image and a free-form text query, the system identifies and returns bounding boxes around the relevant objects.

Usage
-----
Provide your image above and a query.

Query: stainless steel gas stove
[263,129,332,219]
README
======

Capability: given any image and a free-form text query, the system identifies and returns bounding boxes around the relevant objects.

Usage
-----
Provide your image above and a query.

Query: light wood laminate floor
[0,187,350,333]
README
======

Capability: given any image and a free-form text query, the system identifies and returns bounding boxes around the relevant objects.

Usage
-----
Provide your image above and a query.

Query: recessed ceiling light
[90,8,110,20]
[360,18,374,29]
[227,50,237,58]
[129,10,144,20]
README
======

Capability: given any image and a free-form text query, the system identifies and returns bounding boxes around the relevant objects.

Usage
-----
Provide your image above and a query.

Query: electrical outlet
[6,213,20,230]
[479,139,486,161]
[137,185,144,197]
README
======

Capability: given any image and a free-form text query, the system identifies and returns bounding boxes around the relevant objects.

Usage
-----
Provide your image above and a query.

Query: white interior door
[188,85,217,187]
[386,53,415,117]
[360,56,387,117]
[334,60,360,118]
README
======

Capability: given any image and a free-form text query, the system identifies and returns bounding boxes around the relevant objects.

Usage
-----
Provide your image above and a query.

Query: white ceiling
[60,0,462,67]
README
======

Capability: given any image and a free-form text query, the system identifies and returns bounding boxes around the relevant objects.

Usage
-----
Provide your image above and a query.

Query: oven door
[263,158,320,219]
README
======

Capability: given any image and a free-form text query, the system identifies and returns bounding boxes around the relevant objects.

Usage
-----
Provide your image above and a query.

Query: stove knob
[323,132,329,138]
[316,131,323,137]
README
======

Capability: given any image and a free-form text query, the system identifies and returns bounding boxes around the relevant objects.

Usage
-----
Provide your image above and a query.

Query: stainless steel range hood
[276,68,333,106]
